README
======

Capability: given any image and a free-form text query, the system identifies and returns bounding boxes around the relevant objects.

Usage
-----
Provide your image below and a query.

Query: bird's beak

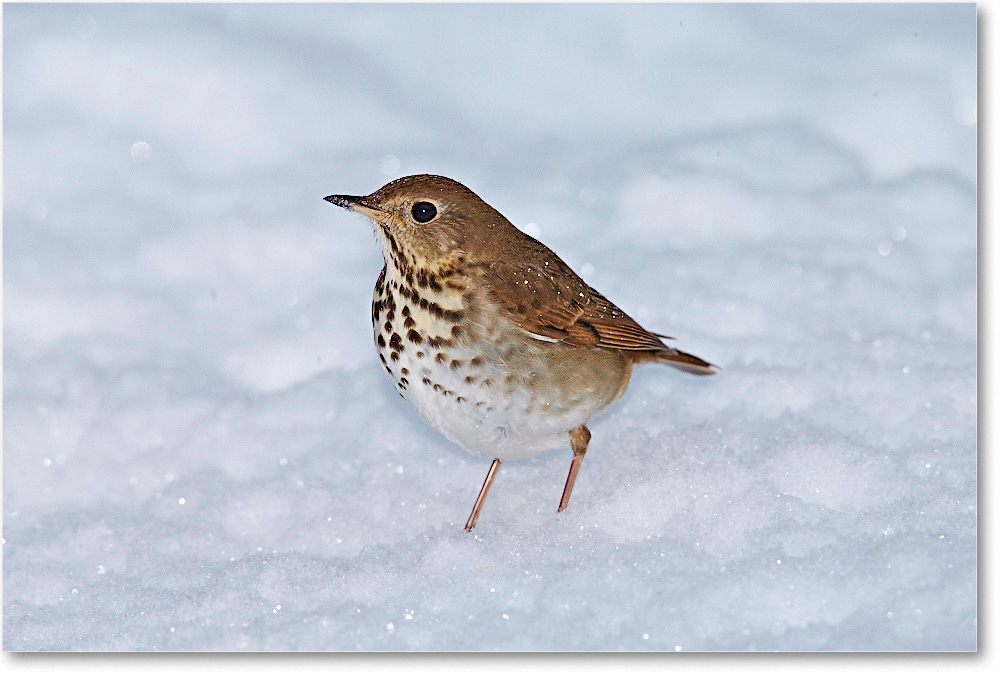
[324,194,363,209]
[324,194,385,218]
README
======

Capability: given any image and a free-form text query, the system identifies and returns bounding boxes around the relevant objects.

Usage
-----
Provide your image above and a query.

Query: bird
[325,174,714,531]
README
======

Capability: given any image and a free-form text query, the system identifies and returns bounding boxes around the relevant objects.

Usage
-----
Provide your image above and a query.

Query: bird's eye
[411,201,437,223]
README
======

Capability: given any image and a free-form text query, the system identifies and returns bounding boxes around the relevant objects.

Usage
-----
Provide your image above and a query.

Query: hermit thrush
[325,175,714,531]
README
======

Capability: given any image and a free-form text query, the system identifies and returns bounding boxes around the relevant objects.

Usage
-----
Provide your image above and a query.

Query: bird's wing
[477,251,675,351]
[475,234,715,375]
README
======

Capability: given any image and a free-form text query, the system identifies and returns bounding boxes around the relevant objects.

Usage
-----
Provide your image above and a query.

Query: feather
[477,231,715,375]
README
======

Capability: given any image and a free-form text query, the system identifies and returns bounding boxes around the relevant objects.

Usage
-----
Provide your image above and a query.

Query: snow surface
[3,3,977,651]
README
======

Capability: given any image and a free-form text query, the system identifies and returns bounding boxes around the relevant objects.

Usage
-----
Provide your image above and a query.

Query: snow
[3,3,976,651]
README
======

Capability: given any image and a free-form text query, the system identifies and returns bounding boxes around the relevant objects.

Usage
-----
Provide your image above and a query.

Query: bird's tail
[634,347,717,375]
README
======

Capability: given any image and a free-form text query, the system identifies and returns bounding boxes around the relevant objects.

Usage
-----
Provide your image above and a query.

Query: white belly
[382,340,594,461]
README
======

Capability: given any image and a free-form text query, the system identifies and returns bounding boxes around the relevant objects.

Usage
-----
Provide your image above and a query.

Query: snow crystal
[129,141,152,163]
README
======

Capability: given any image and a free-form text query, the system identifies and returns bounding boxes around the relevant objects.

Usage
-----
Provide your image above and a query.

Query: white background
[2,0,983,658]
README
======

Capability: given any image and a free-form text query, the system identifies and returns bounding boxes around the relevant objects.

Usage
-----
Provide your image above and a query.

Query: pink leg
[558,425,592,512]
[465,458,501,531]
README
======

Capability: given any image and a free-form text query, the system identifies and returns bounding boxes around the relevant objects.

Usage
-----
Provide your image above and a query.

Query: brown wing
[477,238,715,375]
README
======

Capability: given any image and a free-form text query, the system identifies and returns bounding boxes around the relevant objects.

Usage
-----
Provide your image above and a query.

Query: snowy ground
[3,3,977,651]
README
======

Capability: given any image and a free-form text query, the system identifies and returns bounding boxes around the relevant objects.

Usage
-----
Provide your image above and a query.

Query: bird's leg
[465,458,501,532]
[558,424,592,512]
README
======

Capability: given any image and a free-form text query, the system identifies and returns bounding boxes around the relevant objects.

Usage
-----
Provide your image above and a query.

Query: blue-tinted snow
[3,3,976,651]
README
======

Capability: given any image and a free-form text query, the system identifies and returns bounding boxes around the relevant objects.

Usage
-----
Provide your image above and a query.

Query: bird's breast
[368,262,633,460]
